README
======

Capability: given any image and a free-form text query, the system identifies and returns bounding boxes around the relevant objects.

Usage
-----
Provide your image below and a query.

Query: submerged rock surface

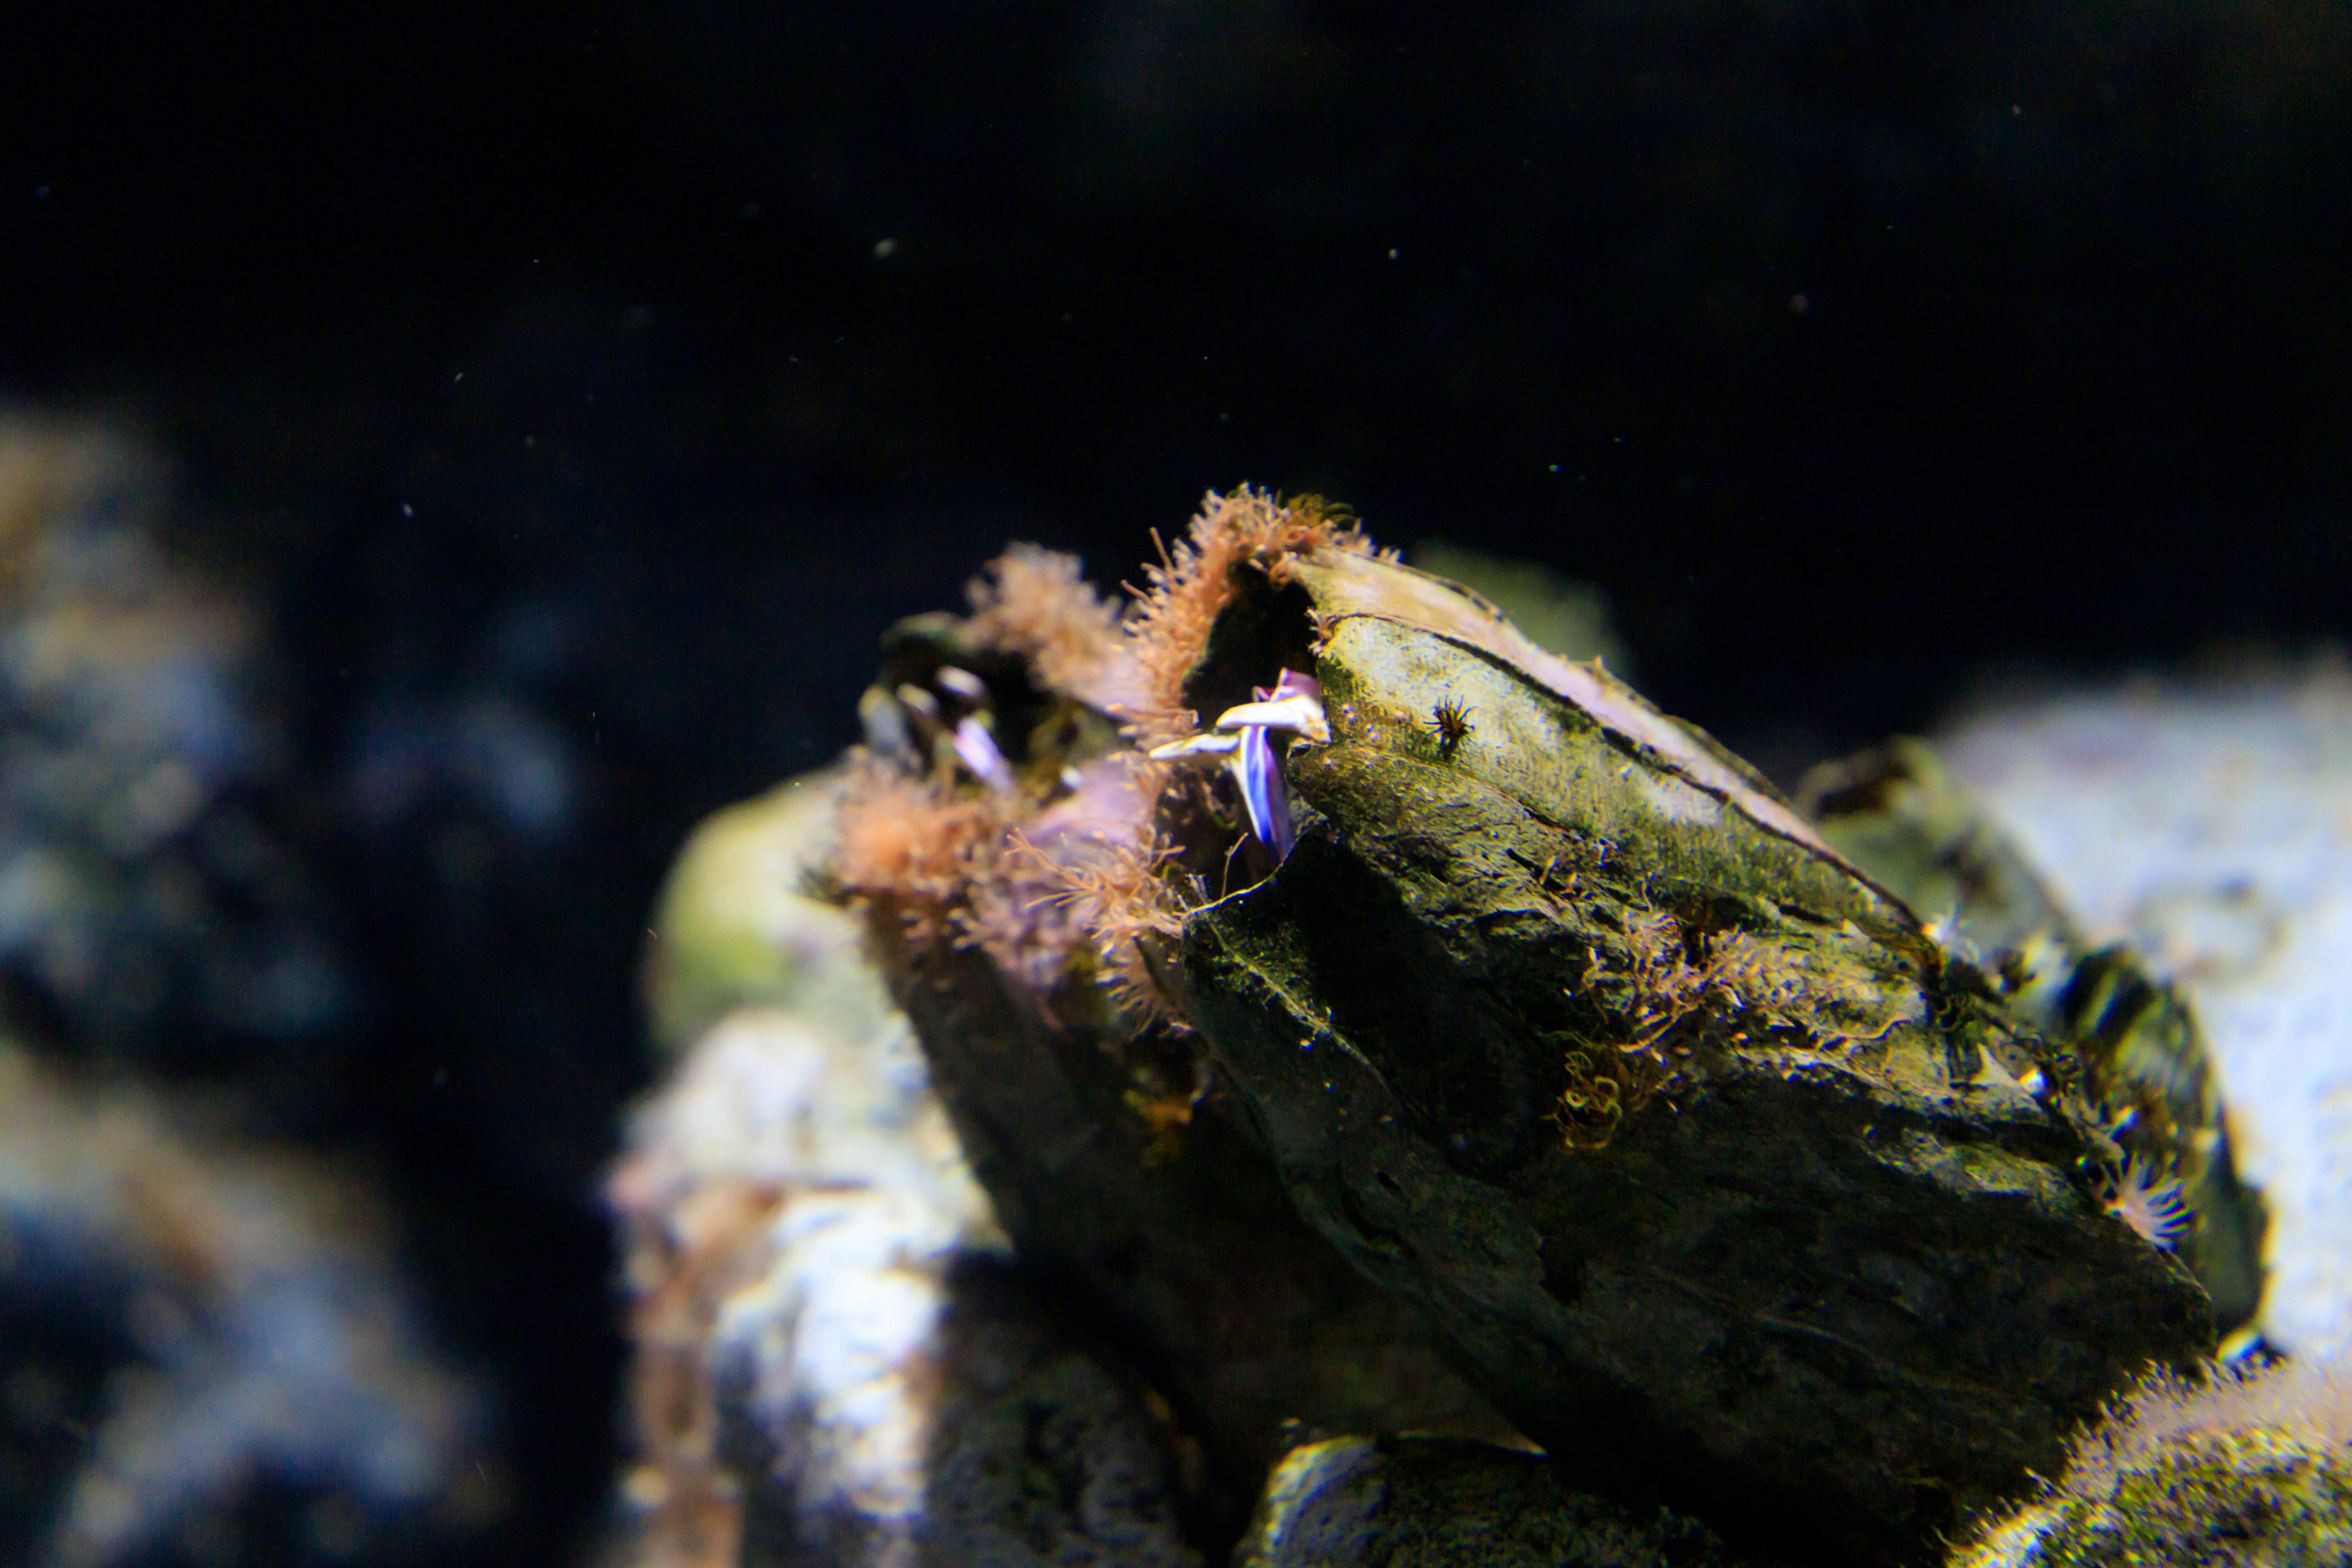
[1235,1436,1740,1568]
[809,494,2272,1566]
[1150,536,2215,1561]
[872,928,1513,1535]
[1800,737,2268,1334]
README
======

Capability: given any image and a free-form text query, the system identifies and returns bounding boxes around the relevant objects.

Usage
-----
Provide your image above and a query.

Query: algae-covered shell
[825,538,1517,1541]
[1803,737,2269,1335]
[1166,545,2215,1563]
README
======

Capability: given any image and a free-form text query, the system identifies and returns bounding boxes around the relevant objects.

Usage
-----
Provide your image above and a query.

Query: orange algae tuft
[831,489,1387,1031]
[1025,816,1191,1029]
[963,543,1125,703]
[827,763,1012,946]
[1118,487,1370,748]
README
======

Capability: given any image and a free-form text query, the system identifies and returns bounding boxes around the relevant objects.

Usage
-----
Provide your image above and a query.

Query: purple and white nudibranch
[951,715,1018,794]
[1149,668,1328,862]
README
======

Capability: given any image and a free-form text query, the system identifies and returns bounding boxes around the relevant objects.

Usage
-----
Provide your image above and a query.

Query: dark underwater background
[2,1,2349,1562]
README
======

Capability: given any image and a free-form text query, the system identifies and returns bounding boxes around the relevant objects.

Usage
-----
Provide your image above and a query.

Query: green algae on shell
[1802,737,2270,1336]
[1159,545,2216,1564]
[824,540,1521,1545]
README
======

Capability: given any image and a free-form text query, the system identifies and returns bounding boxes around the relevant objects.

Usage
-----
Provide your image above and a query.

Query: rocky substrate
[611,494,2348,1568]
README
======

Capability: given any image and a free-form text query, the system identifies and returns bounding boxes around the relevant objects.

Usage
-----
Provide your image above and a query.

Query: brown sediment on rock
[609,1170,782,1568]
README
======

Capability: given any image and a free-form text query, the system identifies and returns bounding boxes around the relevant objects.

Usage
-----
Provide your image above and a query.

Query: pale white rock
[1941,660,2352,1355]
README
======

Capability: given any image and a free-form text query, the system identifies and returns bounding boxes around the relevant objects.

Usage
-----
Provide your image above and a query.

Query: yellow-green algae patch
[1171,545,2215,1563]
[1951,1357,2352,1567]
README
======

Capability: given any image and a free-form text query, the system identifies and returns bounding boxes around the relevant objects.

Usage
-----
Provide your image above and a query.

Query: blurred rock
[0,413,489,1567]
[347,692,576,843]
[1235,1436,1740,1568]
[0,1042,488,1566]
[641,777,886,1060]
[0,413,349,1083]
[608,1003,995,1568]
[1939,661,2352,1358]
[608,773,1196,1568]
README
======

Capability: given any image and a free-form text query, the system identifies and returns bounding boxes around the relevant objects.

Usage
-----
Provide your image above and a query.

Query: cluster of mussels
[814,489,2315,1567]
